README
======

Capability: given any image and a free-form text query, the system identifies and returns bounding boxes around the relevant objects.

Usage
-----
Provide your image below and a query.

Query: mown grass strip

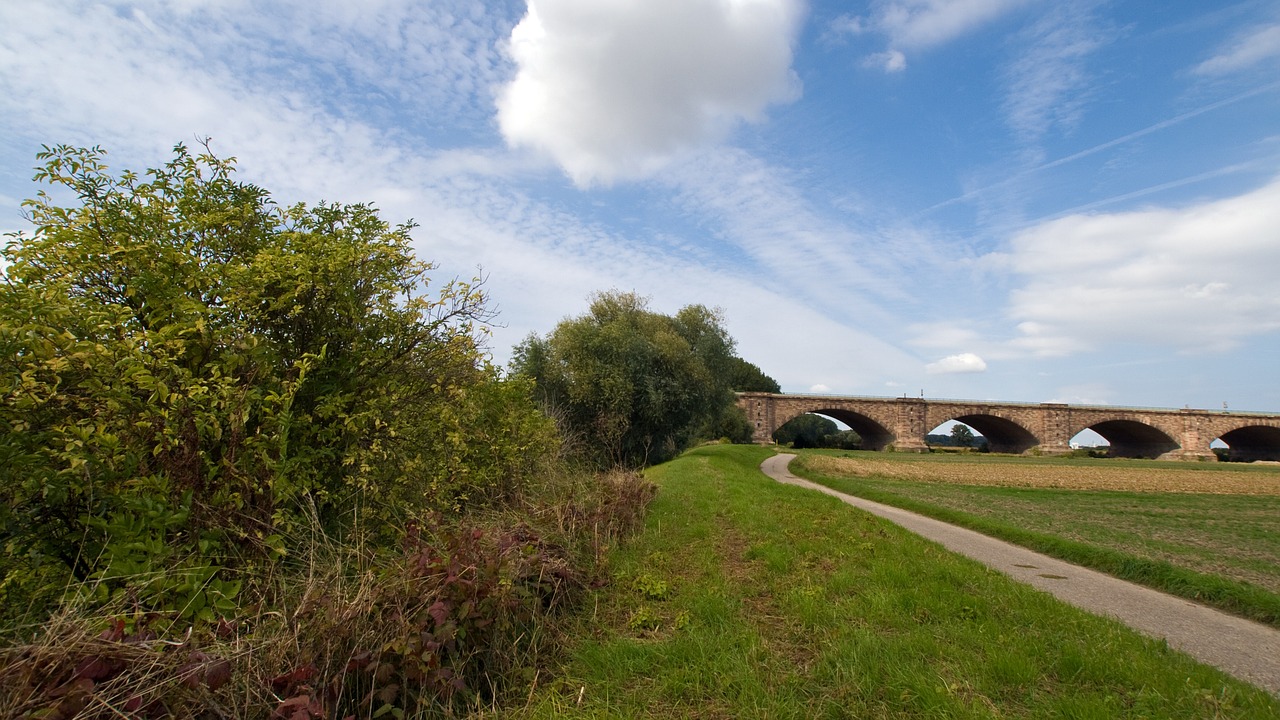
[514,445,1279,718]
[792,453,1280,629]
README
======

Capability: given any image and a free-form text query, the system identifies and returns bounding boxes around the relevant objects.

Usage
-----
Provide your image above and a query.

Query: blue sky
[3,0,1279,417]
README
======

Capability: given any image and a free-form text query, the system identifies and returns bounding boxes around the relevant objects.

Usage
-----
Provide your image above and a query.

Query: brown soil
[804,456,1280,496]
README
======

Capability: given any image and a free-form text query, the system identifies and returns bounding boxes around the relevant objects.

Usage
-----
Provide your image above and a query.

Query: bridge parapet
[736,392,1280,462]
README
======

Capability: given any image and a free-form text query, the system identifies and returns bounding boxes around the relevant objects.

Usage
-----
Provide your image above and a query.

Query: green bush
[0,143,556,622]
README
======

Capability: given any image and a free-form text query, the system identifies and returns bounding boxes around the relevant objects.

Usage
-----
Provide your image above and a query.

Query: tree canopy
[951,423,976,447]
[773,414,862,449]
[511,291,755,467]
[726,356,781,393]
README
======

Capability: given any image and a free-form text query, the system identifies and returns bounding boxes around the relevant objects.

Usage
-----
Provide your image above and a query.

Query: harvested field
[803,454,1280,496]
[794,450,1280,612]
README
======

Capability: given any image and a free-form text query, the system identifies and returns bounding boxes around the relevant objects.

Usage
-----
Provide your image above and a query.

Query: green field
[514,445,1278,718]
[793,450,1280,627]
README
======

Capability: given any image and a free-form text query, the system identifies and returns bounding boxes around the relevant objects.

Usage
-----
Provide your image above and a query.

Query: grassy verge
[0,469,657,718]
[792,450,1280,628]
[515,445,1279,718]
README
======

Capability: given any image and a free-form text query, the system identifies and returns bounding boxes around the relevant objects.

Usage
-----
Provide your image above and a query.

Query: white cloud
[809,384,832,393]
[1002,177,1280,355]
[850,0,1030,70]
[827,14,865,38]
[876,0,1030,49]
[1002,3,1108,149]
[1195,24,1280,76]
[867,49,907,72]
[926,352,988,374]
[496,0,804,186]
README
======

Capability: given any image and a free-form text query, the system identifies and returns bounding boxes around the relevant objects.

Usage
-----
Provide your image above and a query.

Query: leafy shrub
[0,143,554,622]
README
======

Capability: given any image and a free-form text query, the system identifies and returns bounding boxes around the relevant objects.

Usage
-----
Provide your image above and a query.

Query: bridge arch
[1215,425,1280,462]
[775,408,895,451]
[736,392,1280,461]
[933,414,1039,455]
[1072,419,1180,459]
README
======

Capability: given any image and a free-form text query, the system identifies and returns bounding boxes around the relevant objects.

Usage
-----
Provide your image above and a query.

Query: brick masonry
[736,393,1280,461]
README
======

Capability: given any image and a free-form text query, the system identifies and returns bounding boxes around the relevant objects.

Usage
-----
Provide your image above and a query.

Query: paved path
[760,453,1280,696]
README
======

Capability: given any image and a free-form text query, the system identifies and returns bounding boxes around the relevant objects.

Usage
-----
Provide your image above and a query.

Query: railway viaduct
[736,392,1280,462]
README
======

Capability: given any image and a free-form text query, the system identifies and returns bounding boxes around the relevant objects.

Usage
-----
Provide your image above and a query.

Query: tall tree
[726,356,781,393]
[773,414,838,448]
[511,291,742,467]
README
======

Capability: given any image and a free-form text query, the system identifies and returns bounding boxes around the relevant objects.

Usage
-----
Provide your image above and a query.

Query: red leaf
[215,617,237,639]
[204,658,233,690]
[98,619,126,642]
[271,694,324,720]
[427,600,450,627]
[49,676,95,699]
[344,650,373,672]
[73,656,120,682]
[270,663,318,693]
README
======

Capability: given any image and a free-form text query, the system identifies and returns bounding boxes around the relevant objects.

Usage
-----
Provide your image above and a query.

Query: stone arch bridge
[736,392,1280,462]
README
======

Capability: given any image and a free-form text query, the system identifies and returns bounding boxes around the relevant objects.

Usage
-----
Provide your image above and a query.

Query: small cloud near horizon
[926,352,988,374]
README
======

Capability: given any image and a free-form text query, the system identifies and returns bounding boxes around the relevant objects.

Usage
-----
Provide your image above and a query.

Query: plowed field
[803,455,1280,496]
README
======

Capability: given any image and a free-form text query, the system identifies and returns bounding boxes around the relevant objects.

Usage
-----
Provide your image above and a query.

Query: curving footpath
[760,453,1280,696]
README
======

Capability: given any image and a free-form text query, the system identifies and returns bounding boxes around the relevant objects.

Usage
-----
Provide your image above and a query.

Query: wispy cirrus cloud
[663,146,951,318]
[922,82,1280,215]
[831,0,1032,71]
[1195,23,1280,76]
[1001,2,1110,152]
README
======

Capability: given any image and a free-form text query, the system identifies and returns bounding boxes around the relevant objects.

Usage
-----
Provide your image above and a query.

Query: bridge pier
[1034,404,1074,456]
[891,398,930,453]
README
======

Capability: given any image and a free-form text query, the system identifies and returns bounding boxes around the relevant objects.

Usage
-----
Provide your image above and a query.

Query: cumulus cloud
[1195,24,1280,76]
[809,384,832,393]
[496,0,804,187]
[1003,177,1280,355]
[926,352,988,374]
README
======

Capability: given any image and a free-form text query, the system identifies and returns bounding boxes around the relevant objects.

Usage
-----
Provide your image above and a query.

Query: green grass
[792,450,1280,628]
[514,445,1279,718]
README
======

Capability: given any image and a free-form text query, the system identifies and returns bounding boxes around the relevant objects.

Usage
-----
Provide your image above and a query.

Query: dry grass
[0,469,659,719]
[804,455,1280,495]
